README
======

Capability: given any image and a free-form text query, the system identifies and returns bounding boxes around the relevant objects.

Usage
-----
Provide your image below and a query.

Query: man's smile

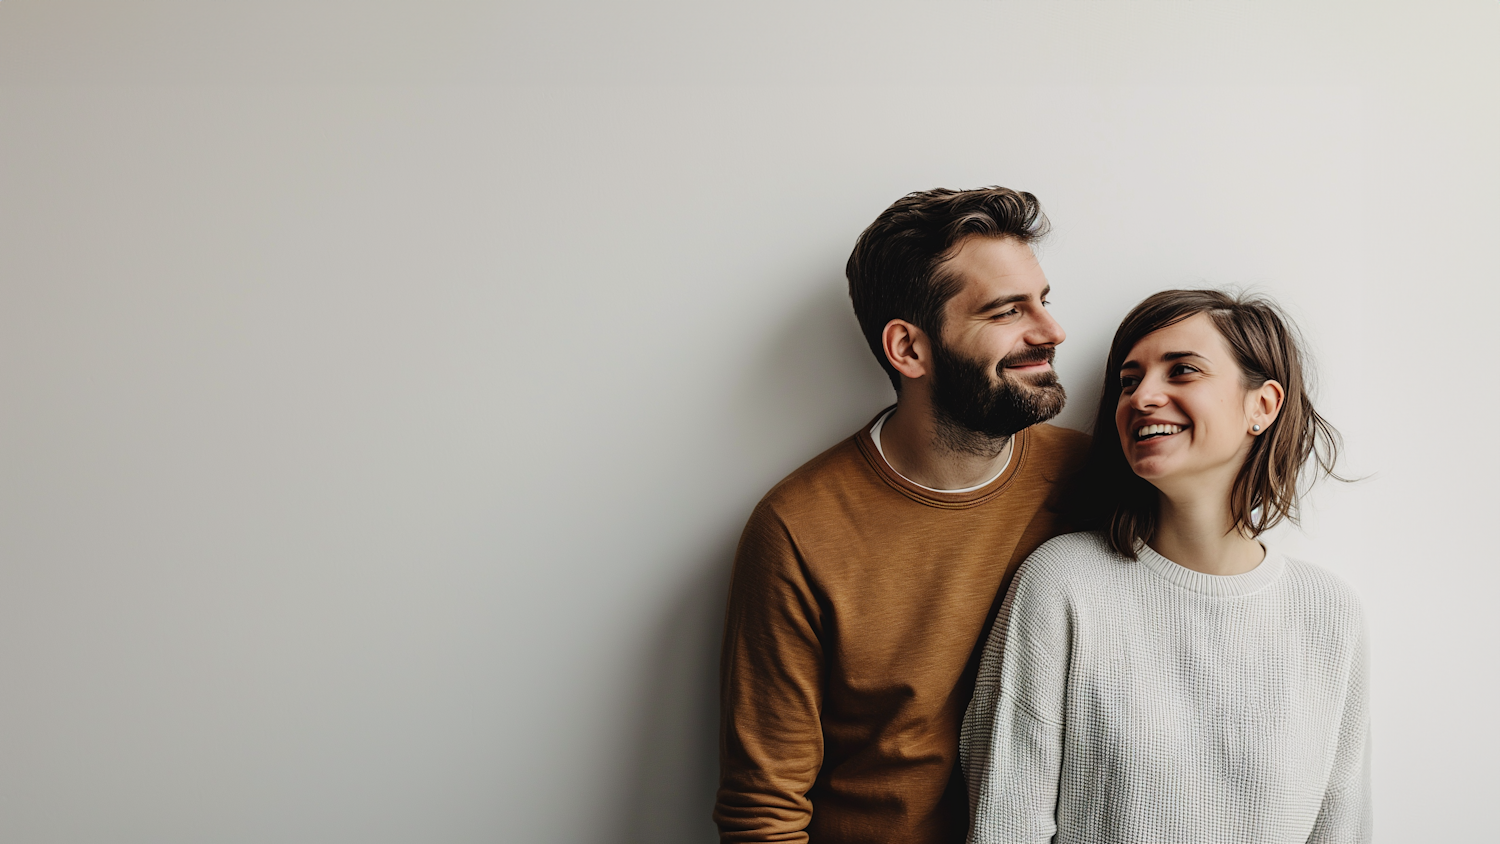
[1004,360,1052,373]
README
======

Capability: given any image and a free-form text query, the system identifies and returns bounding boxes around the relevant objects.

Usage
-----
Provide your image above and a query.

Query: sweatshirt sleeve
[960,550,1072,844]
[1307,616,1373,843]
[714,501,825,843]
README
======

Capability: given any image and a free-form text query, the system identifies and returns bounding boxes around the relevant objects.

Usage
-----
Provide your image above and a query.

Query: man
[714,187,1089,844]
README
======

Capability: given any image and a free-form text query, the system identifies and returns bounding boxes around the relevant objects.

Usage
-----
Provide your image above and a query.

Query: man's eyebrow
[975,286,1051,314]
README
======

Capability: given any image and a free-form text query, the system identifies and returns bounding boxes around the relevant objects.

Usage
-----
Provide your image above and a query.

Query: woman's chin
[1127,458,1175,483]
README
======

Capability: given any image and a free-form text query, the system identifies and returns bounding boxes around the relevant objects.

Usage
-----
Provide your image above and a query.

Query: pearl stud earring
[1252,424,1261,432]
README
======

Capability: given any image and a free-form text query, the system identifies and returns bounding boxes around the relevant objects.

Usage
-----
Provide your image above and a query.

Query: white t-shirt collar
[868,407,1012,494]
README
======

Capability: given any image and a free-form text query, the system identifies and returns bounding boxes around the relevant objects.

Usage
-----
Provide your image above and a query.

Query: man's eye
[993,308,1019,319]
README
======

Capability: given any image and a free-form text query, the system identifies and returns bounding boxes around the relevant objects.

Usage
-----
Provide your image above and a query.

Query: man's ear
[882,319,933,382]
[1248,379,1285,434]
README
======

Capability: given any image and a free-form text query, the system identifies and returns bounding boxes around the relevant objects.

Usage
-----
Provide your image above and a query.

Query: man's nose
[1028,307,1066,346]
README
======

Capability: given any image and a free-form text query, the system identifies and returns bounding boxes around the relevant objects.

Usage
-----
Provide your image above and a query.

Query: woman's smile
[1133,422,1187,441]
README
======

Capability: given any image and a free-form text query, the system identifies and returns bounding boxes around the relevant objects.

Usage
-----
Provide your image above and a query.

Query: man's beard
[929,340,1067,455]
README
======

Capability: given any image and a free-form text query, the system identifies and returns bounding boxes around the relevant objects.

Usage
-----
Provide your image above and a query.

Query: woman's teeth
[1136,423,1183,440]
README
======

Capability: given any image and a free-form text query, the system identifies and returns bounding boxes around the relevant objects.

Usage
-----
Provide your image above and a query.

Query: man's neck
[877,403,1013,491]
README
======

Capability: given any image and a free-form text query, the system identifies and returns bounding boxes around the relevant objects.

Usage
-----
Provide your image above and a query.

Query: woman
[959,290,1370,843]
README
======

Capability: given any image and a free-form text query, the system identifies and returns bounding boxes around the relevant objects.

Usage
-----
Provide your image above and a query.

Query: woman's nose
[1130,380,1166,409]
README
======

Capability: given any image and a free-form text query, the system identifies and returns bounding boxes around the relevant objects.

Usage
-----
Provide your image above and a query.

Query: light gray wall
[1,3,1495,842]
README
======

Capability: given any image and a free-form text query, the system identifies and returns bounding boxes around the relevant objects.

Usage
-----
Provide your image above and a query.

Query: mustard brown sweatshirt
[716,413,1088,844]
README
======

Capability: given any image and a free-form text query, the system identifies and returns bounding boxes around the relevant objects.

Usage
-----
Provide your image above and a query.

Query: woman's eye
[1119,376,1139,390]
[1170,363,1200,376]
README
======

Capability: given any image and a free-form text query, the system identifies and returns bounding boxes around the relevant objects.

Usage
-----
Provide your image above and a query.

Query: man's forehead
[944,237,1048,305]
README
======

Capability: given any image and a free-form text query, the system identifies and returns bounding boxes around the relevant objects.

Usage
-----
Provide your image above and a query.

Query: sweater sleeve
[960,550,1071,844]
[714,501,824,843]
[1307,617,1373,843]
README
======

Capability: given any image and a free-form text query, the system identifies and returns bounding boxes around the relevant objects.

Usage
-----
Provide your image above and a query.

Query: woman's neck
[1151,492,1265,576]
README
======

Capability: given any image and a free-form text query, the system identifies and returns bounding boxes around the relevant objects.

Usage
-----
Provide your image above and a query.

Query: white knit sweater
[959,532,1371,844]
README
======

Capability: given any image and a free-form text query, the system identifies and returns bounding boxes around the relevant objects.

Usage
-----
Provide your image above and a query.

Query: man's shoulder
[1021,422,1090,468]
[756,433,873,515]
[1008,424,1089,520]
[734,432,879,566]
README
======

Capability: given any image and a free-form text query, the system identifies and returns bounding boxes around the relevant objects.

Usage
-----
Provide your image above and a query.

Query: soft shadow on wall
[620,277,893,844]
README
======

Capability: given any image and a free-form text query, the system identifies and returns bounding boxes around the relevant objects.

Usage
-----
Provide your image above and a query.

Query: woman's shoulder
[1280,554,1367,627]
[1014,531,1131,592]
[1029,530,1118,559]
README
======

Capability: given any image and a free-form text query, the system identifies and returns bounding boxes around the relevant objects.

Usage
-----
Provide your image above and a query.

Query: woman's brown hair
[1072,289,1344,558]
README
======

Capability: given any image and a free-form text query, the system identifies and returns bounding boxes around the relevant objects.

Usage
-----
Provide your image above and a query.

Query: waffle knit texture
[960,532,1371,844]
[715,413,1088,844]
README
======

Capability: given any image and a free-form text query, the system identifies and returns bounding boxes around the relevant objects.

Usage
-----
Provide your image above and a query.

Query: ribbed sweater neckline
[1134,541,1287,597]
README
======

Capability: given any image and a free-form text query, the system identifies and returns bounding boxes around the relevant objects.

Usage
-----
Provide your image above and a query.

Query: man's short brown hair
[846,187,1049,390]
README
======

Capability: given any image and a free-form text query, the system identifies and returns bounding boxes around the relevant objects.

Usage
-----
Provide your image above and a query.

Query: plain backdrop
[2,3,1497,842]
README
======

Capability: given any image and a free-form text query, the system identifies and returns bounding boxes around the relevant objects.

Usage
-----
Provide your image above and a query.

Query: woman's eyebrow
[1119,351,1206,371]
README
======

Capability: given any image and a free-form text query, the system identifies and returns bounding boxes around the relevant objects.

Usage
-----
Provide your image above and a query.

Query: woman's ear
[882,319,934,383]
[1248,379,1285,434]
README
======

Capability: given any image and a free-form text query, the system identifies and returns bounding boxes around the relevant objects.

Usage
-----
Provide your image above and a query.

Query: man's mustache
[997,346,1056,370]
